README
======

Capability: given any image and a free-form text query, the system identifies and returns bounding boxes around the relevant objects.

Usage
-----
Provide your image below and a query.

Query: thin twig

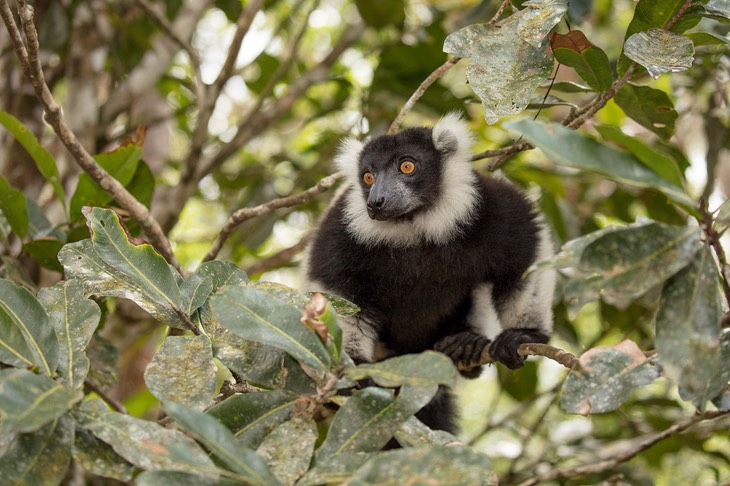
[135,0,201,68]
[490,0,512,25]
[518,410,730,486]
[244,234,311,276]
[85,379,128,414]
[0,0,181,270]
[202,172,343,262]
[388,56,462,134]
[134,0,205,119]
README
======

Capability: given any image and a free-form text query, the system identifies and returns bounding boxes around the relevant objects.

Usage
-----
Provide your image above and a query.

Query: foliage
[0,0,729,485]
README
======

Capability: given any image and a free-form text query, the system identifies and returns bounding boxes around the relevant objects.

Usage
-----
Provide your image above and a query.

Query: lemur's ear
[334,138,365,185]
[432,112,472,156]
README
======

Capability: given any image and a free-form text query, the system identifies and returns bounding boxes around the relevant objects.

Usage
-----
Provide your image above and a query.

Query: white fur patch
[338,314,378,362]
[496,223,556,333]
[467,283,503,339]
[335,138,365,186]
[467,223,556,338]
[340,113,480,247]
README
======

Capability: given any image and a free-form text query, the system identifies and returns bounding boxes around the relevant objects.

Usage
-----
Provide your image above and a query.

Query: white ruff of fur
[338,113,480,247]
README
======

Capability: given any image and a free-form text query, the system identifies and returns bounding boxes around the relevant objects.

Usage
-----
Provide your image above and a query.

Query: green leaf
[0,293,35,369]
[144,335,217,410]
[0,176,28,237]
[624,29,694,79]
[686,31,730,46]
[125,159,156,208]
[207,390,301,448]
[37,279,100,390]
[444,13,554,124]
[82,207,184,323]
[549,81,594,93]
[298,453,375,486]
[551,30,613,91]
[394,416,459,447]
[203,301,316,394]
[73,428,134,482]
[22,238,65,272]
[561,339,659,414]
[344,351,457,388]
[193,259,249,290]
[0,278,59,376]
[306,291,360,318]
[211,285,331,374]
[135,471,217,486]
[655,247,728,410]
[246,52,282,95]
[594,124,684,187]
[618,0,703,75]
[615,83,679,142]
[0,110,66,216]
[58,239,183,325]
[577,221,701,308]
[0,369,82,436]
[180,273,214,317]
[249,280,311,308]
[355,0,405,28]
[504,119,693,206]
[25,197,65,241]
[317,385,437,457]
[0,416,74,486]
[348,445,495,486]
[70,144,142,218]
[255,417,317,485]
[499,360,539,402]
[535,224,623,272]
[73,398,217,475]
[164,402,280,486]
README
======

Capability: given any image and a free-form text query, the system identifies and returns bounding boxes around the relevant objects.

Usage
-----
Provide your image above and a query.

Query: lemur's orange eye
[400,161,415,174]
[363,172,375,185]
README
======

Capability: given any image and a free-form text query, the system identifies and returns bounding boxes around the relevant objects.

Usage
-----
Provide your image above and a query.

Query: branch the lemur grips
[306,114,557,433]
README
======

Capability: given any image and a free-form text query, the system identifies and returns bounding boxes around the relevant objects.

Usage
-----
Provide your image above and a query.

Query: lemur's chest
[350,241,483,317]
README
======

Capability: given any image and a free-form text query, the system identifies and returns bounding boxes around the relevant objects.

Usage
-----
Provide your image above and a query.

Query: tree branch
[158,21,363,233]
[135,0,202,69]
[85,379,128,414]
[244,234,311,276]
[202,172,343,262]
[518,410,730,486]
[0,0,181,270]
[457,342,578,373]
[388,56,461,134]
[179,0,264,184]
[197,23,364,180]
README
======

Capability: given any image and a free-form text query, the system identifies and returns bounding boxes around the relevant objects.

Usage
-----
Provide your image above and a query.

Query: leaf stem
[700,199,730,306]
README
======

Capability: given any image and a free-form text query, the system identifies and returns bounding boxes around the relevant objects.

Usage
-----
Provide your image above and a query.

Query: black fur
[306,122,551,435]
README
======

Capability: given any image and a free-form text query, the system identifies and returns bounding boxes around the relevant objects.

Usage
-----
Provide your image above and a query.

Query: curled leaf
[624,29,694,79]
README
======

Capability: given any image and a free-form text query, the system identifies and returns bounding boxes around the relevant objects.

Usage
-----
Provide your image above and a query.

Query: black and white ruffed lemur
[304,113,556,434]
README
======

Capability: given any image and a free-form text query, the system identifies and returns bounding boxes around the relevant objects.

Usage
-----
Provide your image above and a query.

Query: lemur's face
[357,128,443,221]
